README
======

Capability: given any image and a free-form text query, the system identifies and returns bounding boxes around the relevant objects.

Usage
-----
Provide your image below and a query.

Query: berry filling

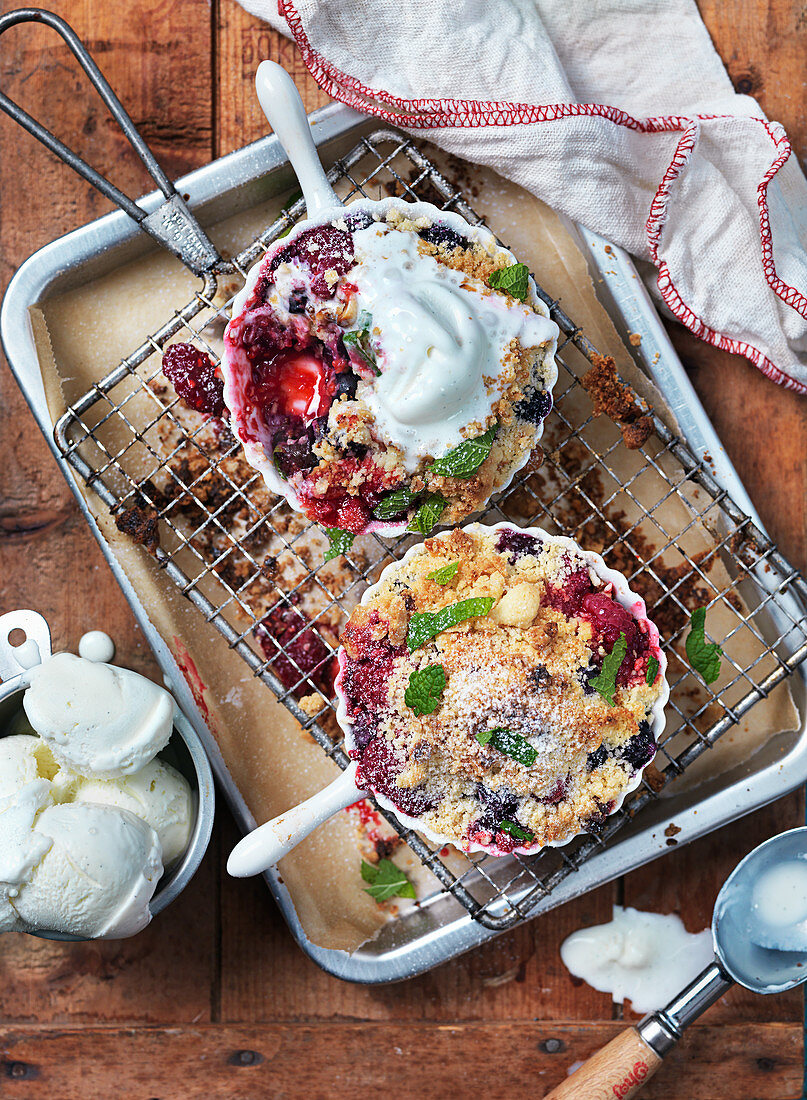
[619,720,657,769]
[357,736,436,818]
[268,224,355,300]
[545,565,595,616]
[578,592,649,685]
[495,529,542,561]
[254,598,335,698]
[162,343,225,418]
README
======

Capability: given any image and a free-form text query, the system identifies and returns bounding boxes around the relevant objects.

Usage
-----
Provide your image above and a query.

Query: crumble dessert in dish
[335,523,667,855]
[219,198,559,535]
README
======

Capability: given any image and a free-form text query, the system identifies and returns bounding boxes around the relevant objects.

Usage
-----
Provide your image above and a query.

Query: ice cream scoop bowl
[546,826,807,1099]
[0,610,215,941]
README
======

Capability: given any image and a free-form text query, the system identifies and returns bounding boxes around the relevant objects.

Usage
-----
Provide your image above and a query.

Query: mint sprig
[361,858,416,902]
[373,485,416,521]
[475,726,537,767]
[405,664,446,716]
[323,527,355,562]
[427,562,459,585]
[343,311,380,375]
[429,424,498,480]
[498,819,534,842]
[408,492,447,534]
[646,656,660,687]
[590,632,628,706]
[685,607,722,684]
[407,596,495,652]
[488,263,530,302]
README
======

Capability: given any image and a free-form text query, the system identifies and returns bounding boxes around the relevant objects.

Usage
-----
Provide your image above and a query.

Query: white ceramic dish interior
[220,62,559,536]
[227,522,668,878]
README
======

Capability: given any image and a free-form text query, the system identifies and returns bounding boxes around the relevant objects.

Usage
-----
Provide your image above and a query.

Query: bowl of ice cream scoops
[0,610,215,941]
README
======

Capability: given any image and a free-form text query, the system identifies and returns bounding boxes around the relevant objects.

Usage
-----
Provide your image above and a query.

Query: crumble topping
[336,524,665,853]
[221,201,558,534]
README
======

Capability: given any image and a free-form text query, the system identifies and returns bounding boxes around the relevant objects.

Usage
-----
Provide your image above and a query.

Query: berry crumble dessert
[335,523,667,854]
[221,199,558,535]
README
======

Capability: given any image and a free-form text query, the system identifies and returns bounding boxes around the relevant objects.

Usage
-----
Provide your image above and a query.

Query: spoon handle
[255,60,342,219]
[227,762,367,877]
[545,961,732,1098]
[544,1028,661,1099]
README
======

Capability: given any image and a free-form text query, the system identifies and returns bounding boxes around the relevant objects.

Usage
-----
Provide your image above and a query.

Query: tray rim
[2,103,806,984]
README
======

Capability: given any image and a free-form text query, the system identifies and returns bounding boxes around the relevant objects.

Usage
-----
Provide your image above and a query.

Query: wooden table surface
[1,2,805,1097]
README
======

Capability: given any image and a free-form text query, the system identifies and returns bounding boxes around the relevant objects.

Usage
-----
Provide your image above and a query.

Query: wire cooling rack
[53,131,807,931]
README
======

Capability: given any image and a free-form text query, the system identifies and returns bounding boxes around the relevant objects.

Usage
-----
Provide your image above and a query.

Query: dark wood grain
[0,1023,801,1099]
[0,0,804,1096]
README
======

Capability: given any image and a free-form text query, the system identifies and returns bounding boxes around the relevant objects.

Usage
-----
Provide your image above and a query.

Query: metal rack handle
[0,8,221,276]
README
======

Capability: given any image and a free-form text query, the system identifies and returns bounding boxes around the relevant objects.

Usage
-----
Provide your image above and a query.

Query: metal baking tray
[4,100,807,983]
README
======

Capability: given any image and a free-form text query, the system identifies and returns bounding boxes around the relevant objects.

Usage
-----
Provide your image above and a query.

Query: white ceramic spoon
[227,761,366,877]
[255,60,342,219]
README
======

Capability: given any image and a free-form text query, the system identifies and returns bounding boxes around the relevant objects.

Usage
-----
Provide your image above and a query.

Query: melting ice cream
[560,905,714,1013]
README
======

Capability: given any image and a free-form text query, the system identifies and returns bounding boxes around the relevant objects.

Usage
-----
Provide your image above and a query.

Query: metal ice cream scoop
[546,826,807,1099]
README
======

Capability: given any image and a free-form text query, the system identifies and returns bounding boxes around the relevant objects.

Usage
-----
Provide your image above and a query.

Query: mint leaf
[408,492,447,534]
[427,562,459,585]
[646,656,660,687]
[343,314,380,376]
[323,527,354,562]
[475,726,537,767]
[590,632,627,706]
[407,596,495,652]
[272,443,288,481]
[685,607,722,684]
[488,263,530,302]
[499,819,534,841]
[429,424,498,480]
[361,858,416,901]
[373,485,417,521]
[405,664,446,716]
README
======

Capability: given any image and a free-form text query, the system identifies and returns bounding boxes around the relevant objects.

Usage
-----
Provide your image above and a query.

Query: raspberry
[162,343,225,418]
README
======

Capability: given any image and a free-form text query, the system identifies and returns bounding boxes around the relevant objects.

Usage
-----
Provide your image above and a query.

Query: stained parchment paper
[28,146,797,952]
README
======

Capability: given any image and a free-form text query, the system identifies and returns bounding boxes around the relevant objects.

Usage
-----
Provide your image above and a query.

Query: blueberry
[418,224,467,249]
[335,370,358,399]
[344,210,374,231]
[515,387,552,425]
[276,436,317,476]
[288,290,307,314]
[586,744,608,771]
[475,783,519,828]
[620,720,656,770]
[580,664,599,696]
[495,529,540,562]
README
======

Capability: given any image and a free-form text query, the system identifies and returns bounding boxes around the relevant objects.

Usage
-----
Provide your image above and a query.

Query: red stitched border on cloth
[279,0,806,393]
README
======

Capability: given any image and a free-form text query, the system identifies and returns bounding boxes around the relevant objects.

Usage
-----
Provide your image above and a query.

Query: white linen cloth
[240,0,807,393]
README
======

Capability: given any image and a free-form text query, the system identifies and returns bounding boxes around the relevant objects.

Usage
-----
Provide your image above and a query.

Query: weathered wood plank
[0,0,218,1024]
[0,1023,801,1099]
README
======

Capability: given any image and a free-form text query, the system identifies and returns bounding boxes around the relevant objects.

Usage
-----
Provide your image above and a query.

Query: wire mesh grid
[53,131,807,931]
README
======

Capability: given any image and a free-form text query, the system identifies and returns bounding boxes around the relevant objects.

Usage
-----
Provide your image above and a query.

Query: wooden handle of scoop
[544,1027,662,1099]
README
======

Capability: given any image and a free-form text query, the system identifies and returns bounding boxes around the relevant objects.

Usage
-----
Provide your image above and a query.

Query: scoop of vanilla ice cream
[70,757,193,864]
[0,779,54,932]
[23,652,174,778]
[10,803,163,938]
[0,736,41,799]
